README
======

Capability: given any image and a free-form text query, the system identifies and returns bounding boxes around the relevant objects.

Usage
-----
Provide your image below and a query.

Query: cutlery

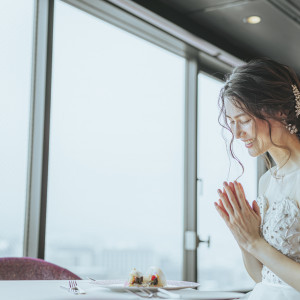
[139,288,154,298]
[157,288,181,299]
[60,284,81,294]
[69,280,79,294]
[126,288,175,299]
[126,289,150,298]
[86,277,96,281]
[64,280,86,295]
[86,278,178,298]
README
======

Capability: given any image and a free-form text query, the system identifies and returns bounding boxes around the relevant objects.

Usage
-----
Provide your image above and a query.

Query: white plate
[90,279,200,291]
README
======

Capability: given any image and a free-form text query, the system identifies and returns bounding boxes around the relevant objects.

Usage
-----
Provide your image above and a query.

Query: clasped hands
[214,181,262,253]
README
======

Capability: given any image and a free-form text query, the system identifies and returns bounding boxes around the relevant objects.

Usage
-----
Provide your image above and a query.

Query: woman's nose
[233,124,244,139]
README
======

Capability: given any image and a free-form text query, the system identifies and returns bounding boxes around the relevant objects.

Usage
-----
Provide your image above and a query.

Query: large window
[197,73,257,290]
[45,1,185,280]
[1,0,258,284]
[0,0,34,256]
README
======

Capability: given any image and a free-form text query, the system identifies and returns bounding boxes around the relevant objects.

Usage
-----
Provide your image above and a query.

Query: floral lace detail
[256,195,300,285]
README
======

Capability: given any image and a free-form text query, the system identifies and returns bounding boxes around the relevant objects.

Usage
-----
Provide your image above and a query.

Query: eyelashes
[229,119,251,125]
[241,119,251,124]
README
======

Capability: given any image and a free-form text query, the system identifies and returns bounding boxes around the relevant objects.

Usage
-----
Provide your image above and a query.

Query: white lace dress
[243,168,300,299]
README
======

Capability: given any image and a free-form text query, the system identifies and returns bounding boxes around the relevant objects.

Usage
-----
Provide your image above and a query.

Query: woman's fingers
[218,189,234,215]
[217,181,259,220]
[214,201,230,223]
[222,187,238,213]
[222,188,232,207]
[235,182,258,215]
[245,199,252,210]
[219,199,229,217]
[239,182,246,198]
[229,182,237,197]
[215,181,262,250]
[223,181,240,213]
[252,200,261,220]
[233,181,248,211]
[228,182,241,208]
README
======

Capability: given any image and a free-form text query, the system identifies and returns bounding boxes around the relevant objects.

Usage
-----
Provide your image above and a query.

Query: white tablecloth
[0,280,246,300]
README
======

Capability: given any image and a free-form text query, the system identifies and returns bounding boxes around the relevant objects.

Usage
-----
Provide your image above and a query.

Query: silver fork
[143,289,168,299]
[126,288,167,299]
[69,280,80,295]
[126,289,153,298]
[140,288,154,298]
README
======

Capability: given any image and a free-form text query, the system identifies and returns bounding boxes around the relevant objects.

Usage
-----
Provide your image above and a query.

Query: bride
[214,57,300,299]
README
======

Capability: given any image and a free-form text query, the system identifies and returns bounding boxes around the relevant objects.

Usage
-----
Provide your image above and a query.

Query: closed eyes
[228,119,251,125]
[241,119,251,124]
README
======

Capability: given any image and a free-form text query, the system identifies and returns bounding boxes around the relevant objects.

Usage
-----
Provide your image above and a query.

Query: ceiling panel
[158,0,245,14]
[130,0,300,75]
[188,0,300,72]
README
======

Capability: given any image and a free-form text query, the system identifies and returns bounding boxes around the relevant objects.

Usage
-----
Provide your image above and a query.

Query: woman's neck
[268,135,300,175]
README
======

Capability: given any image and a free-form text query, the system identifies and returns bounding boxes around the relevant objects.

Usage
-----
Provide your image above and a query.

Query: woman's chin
[247,146,263,157]
[248,150,258,157]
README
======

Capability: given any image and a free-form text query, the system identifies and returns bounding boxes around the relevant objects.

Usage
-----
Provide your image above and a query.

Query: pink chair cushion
[0,257,81,280]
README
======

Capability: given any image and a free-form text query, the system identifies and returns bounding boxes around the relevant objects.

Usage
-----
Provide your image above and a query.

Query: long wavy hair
[218,57,300,178]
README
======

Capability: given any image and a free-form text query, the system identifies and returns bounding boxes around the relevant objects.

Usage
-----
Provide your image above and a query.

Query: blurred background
[1,0,299,292]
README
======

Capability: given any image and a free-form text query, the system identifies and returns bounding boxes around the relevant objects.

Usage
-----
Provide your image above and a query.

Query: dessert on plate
[144,266,166,287]
[126,266,166,287]
[128,268,144,286]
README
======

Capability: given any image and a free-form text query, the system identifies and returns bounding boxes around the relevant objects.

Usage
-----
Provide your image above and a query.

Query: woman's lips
[244,139,254,148]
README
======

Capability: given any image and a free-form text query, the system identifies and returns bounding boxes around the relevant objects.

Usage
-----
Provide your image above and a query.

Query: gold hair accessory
[292,84,300,118]
[285,84,300,134]
[286,123,298,134]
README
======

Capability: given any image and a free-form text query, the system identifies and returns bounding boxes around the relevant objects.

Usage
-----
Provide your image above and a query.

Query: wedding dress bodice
[257,168,300,286]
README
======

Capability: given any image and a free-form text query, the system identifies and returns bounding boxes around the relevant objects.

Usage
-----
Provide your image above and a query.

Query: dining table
[0,280,247,300]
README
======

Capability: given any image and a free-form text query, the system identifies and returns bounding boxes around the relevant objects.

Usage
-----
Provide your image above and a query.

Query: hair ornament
[285,84,300,134]
[292,84,300,118]
[286,123,298,134]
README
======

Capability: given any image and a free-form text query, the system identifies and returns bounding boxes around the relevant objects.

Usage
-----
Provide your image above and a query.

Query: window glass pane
[197,72,257,290]
[45,1,185,280]
[0,0,34,256]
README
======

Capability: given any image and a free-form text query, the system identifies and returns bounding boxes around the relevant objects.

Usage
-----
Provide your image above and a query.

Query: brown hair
[218,57,300,177]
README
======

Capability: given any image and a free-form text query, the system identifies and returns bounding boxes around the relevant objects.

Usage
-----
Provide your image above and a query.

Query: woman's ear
[276,110,288,119]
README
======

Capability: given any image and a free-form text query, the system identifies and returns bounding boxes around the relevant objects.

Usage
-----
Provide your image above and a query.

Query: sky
[0,0,33,245]
[0,0,257,288]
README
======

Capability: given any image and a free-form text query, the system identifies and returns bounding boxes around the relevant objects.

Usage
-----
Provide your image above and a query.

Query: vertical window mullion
[183,58,198,282]
[24,0,54,259]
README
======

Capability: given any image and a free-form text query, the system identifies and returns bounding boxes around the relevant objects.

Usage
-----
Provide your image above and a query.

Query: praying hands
[214,181,262,252]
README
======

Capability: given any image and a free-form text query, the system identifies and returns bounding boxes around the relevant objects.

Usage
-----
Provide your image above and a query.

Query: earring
[282,119,298,134]
[286,123,298,134]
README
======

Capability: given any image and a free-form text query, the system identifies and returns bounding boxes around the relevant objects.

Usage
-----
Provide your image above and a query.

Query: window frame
[24,0,54,259]
[25,0,264,282]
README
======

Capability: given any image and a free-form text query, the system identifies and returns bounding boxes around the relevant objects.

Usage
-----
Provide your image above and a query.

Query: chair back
[0,257,81,280]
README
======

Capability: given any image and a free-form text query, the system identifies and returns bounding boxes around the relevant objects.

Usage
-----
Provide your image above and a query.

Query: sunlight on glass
[0,0,34,256]
[45,0,185,280]
[197,73,257,290]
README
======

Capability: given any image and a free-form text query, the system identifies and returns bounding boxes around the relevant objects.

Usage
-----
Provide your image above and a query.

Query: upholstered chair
[0,257,81,280]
